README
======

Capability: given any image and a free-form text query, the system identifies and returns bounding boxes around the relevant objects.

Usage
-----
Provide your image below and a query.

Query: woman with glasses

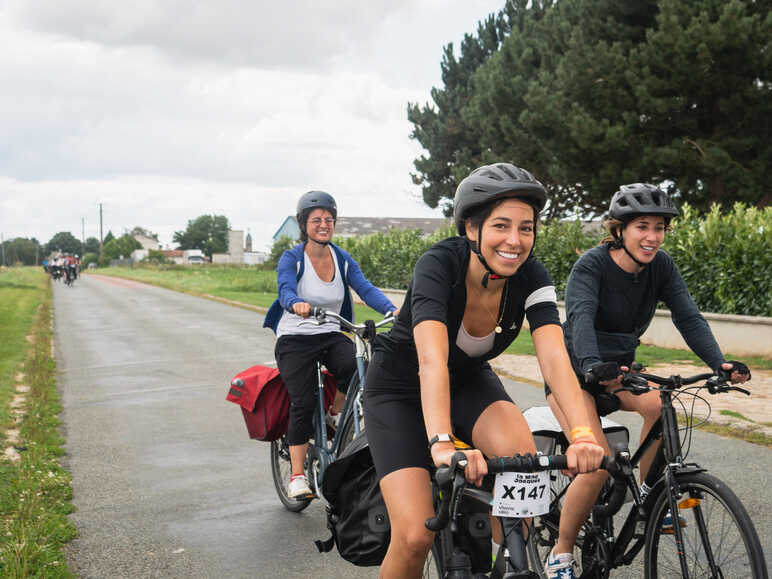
[264,190,397,499]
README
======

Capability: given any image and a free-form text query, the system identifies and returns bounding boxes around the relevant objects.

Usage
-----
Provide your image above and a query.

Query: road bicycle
[423,451,621,578]
[526,367,768,578]
[269,307,393,512]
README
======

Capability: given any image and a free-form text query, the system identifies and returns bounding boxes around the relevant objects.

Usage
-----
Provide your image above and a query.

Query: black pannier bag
[315,432,390,566]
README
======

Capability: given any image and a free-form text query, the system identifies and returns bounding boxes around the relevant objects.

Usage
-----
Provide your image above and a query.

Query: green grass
[0,267,76,577]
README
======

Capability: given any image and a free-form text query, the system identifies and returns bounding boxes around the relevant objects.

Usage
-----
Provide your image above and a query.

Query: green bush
[262,207,770,317]
[664,203,772,317]
[337,224,456,289]
[533,221,599,300]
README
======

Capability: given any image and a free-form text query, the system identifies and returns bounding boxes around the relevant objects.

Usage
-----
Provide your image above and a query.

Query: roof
[272,216,450,240]
[161,250,183,257]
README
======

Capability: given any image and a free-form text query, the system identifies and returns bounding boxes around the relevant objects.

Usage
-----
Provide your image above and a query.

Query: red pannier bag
[226,365,338,442]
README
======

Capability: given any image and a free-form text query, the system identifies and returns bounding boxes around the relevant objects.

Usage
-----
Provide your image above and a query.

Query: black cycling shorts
[363,350,513,479]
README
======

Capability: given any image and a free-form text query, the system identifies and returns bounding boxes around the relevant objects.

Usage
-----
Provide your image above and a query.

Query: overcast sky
[0,0,505,252]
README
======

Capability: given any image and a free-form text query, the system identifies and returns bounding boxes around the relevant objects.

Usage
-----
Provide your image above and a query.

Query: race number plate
[492,471,550,517]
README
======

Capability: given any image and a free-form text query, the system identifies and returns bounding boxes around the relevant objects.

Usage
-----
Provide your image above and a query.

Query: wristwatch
[428,433,453,449]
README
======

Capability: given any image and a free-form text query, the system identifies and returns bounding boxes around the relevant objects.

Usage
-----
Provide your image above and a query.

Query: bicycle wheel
[644,472,767,578]
[269,435,312,513]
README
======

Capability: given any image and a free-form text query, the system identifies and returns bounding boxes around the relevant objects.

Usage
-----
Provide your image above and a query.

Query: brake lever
[705,375,749,395]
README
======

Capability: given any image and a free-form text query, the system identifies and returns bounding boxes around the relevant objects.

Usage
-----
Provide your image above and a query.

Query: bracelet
[570,426,595,443]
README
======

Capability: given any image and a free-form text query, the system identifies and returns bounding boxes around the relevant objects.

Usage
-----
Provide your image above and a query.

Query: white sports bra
[455,323,495,358]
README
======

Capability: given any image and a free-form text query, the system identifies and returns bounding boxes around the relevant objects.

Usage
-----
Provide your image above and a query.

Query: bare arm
[534,324,604,473]
[534,324,593,430]
[414,320,487,485]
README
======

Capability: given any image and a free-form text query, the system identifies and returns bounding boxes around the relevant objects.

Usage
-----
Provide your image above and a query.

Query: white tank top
[276,246,345,338]
[455,323,495,358]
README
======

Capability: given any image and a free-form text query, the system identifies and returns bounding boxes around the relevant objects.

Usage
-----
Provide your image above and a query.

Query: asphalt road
[54,275,770,578]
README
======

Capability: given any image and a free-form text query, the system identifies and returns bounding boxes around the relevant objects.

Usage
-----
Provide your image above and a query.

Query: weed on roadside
[0,269,76,577]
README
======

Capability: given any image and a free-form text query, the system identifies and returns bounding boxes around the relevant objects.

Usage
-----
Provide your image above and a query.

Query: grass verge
[0,267,76,577]
[678,414,771,447]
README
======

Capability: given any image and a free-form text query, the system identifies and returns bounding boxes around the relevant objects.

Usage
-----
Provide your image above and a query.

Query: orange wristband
[570,426,595,443]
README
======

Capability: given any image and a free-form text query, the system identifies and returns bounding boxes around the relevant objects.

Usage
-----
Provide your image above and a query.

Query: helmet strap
[471,222,506,288]
[616,231,646,282]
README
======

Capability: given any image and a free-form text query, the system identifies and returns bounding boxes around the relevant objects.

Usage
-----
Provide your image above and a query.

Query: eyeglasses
[309,218,335,226]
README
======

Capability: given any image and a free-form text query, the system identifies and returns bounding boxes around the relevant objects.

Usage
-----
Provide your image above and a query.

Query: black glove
[724,360,751,380]
[584,362,622,385]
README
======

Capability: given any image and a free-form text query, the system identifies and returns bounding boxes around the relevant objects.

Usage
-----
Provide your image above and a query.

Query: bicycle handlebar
[297,306,394,337]
[425,451,618,532]
[617,369,749,397]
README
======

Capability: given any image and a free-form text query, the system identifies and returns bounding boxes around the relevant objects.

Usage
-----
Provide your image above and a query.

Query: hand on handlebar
[565,439,606,477]
[720,361,752,384]
[431,445,487,487]
[292,302,312,318]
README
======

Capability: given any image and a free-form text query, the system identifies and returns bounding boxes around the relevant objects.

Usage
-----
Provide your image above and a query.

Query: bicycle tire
[269,435,312,513]
[643,471,768,579]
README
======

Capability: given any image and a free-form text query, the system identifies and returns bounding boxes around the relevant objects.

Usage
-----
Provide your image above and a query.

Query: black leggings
[275,333,356,446]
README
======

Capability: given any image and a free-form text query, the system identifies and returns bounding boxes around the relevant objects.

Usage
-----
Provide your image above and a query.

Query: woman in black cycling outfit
[363,163,604,578]
[543,183,752,578]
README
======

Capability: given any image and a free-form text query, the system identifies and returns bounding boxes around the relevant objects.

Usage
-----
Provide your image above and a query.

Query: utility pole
[81,217,85,254]
[99,203,104,264]
[0,233,5,266]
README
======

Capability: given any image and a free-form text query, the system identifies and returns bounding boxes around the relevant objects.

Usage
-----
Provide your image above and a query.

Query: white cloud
[0,0,504,252]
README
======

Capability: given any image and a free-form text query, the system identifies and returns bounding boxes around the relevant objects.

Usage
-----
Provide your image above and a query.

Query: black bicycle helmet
[453,163,548,236]
[608,183,678,222]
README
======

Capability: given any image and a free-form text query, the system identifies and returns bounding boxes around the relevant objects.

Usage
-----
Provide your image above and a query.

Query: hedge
[266,204,769,317]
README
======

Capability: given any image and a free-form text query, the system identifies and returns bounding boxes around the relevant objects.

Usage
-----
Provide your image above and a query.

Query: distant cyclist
[363,163,604,578]
[263,191,397,499]
[543,183,752,578]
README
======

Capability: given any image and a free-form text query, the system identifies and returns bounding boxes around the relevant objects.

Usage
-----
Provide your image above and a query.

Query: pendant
[495,325,503,334]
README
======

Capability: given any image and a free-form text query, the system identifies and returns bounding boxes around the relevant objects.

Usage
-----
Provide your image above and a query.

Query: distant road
[53,275,769,578]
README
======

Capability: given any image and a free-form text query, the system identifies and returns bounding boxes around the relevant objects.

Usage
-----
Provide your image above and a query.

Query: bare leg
[331,390,345,415]
[547,391,610,555]
[611,387,661,480]
[289,443,308,476]
[379,468,436,579]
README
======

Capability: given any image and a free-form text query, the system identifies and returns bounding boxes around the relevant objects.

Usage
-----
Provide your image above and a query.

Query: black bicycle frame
[588,382,704,574]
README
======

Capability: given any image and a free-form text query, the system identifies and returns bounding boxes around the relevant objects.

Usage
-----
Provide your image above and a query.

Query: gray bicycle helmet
[608,183,678,222]
[453,163,548,235]
[296,190,337,223]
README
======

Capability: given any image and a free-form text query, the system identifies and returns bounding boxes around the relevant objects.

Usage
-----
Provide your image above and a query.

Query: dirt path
[490,355,772,438]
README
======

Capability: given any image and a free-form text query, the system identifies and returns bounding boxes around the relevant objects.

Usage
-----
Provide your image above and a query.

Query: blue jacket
[263,242,396,333]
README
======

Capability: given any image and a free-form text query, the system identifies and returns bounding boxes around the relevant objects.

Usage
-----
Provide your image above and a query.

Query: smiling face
[305,208,335,243]
[620,215,667,264]
[466,198,536,277]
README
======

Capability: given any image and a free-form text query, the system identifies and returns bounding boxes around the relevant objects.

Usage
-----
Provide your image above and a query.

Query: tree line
[2,215,230,267]
[408,0,770,218]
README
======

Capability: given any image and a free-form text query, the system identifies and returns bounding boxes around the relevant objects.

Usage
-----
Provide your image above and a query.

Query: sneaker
[288,475,314,499]
[662,510,688,534]
[544,549,578,579]
[325,408,341,431]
